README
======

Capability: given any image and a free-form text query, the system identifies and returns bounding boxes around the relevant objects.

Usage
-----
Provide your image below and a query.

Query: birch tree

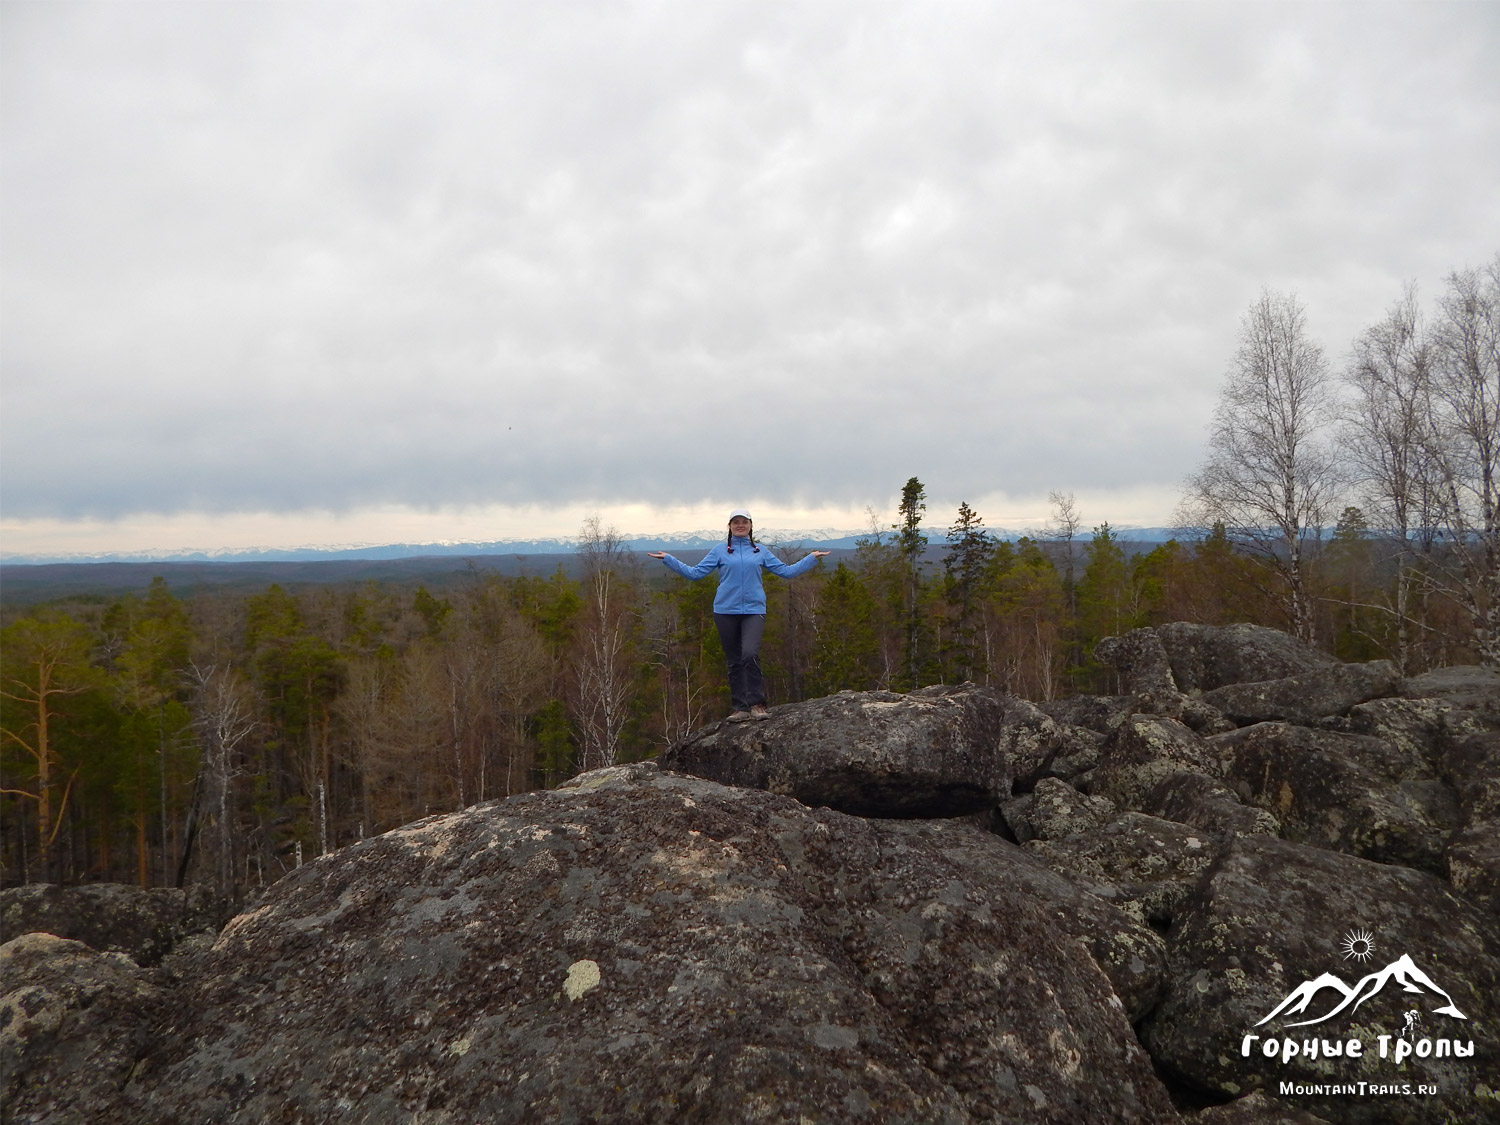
[1184,290,1340,644]
[572,516,635,771]
[1429,255,1500,665]
[1342,283,1443,670]
[187,663,257,895]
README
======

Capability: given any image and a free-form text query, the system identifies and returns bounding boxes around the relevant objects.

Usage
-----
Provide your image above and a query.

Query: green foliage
[1073,525,1142,690]
[1322,507,1388,661]
[943,501,995,682]
[533,698,574,786]
[809,563,881,695]
[894,477,933,690]
[412,586,453,639]
[897,477,928,559]
[511,568,583,651]
[1,611,110,876]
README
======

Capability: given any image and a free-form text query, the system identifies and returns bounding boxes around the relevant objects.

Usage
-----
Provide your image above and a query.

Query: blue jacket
[659,538,821,614]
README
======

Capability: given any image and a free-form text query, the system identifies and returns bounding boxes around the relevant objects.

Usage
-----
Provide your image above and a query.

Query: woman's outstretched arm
[760,548,830,578]
[649,544,726,580]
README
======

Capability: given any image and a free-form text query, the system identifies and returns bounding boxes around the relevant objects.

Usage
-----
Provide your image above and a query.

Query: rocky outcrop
[1140,835,1499,1125]
[1021,810,1217,928]
[1401,666,1500,715]
[1139,771,1280,839]
[40,766,1174,1124]
[1152,623,1340,692]
[1442,731,1500,913]
[0,883,226,968]
[1001,776,1117,843]
[1083,714,1228,809]
[661,683,1101,817]
[5,624,1497,1124]
[1098,623,1340,695]
[1202,660,1403,726]
[1,933,165,1121]
[1211,723,1457,874]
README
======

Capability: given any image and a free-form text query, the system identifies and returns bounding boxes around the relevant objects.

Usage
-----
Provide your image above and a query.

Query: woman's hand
[810,550,831,558]
[647,551,667,560]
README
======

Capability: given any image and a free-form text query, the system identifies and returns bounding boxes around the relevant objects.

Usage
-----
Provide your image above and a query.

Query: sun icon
[1341,929,1377,962]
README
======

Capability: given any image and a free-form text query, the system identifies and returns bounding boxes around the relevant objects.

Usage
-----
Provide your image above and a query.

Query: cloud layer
[3,2,1498,545]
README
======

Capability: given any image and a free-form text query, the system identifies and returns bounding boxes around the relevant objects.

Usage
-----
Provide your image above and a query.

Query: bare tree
[1342,283,1441,670]
[187,663,257,897]
[1045,490,1082,595]
[643,593,715,747]
[1044,490,1083,669]
[485,604,550,797]
[1183,289,1341,644]
[572,516,635,771]
[1429,254,1500,665]
[332,655,390,837]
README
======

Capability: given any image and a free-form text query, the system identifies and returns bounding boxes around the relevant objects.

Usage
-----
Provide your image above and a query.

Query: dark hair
[726,524,759,554]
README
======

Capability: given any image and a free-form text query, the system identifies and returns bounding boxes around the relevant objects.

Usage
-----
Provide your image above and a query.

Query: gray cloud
[4,1,1498,526]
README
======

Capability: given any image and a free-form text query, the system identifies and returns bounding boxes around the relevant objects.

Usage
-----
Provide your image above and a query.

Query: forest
[3,253,1495,898]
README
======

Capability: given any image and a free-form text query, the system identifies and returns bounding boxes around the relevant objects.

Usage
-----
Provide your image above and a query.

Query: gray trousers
[714,613,766,710]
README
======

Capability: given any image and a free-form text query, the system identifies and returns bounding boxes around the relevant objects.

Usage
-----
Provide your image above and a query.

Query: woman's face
[729,516,752,537]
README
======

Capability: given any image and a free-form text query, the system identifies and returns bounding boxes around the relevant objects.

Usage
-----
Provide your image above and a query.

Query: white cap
[728,508,753,522]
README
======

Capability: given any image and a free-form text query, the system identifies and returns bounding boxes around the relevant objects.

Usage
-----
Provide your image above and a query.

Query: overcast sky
[3,1,1498,556]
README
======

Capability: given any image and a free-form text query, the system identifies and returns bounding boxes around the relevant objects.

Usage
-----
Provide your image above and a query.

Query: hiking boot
[750,704,772,720]
[727,710,753,723]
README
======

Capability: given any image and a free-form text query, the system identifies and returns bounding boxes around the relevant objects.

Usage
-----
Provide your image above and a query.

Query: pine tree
[896,477,929,689]
[1074,524,1137,690]
[943,501,994,682]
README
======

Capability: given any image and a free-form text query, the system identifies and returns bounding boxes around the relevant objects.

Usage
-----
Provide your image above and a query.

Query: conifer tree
[943,501,994,682]
[896,477,929,689]
[0,613,102,878]
[810,563,880,694]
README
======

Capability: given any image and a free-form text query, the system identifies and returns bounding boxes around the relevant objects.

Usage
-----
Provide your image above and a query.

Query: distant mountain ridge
[1,526,1186,566]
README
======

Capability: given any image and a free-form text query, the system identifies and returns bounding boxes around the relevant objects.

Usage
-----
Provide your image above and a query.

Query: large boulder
[1141,835,1500,1124]
[0,883,226,967]
[1139,772,1280,840]
[1084,715,1227,809]
[1210,724,1456,875]
[1152,623,1337,692]
[1094,628,1179,693]
[1001,777,1118,844]
[1202,661,1402,727]
[1037,693,1136,736]
[1400,666,1500,718]
[1441,732,1500,914]
[1441,731,1500,827]
[1,933,164,1123]
[661,684,1098,817]
[1022,811,1218,928]
[1192,1090,1334,1124]
[875,817,1170,1024]
[124,764,1178,1124]
[1447,826,1500,918]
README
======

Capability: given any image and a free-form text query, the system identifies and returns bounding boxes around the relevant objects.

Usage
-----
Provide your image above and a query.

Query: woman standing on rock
[649,510,829,722]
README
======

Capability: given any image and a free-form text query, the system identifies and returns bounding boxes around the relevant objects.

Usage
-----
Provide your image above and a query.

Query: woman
[649,510,829,722]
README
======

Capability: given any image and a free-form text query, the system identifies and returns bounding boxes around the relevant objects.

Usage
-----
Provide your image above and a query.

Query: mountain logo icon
[1256,953,1468,1029]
